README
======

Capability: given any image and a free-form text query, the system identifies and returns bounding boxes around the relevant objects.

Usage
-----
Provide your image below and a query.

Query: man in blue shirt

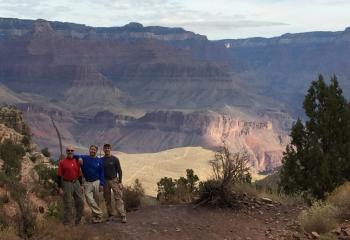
[78,145,105,223]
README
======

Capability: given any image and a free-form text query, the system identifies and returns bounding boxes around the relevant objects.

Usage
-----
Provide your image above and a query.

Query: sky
[0,0,349,40]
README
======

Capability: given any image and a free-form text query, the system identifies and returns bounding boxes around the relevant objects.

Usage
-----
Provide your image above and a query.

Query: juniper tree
[279,75,350,198]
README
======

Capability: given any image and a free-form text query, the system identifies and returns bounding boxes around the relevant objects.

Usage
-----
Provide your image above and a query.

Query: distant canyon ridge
[1,18,350,172]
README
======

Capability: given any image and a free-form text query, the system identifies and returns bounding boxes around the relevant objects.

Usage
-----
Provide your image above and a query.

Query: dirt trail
[70,203,303,240]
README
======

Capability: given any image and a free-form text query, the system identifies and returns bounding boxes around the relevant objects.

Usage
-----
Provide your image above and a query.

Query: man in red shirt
[57,146,84,225]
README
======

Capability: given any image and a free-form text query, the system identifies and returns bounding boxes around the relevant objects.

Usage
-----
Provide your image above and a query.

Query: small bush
[0,140,25,178]
[0,192,9,204]
[327,181,350,217]
[319,233,337,240]
[45,201,63,220]
[157,169,200,204]
[35,218,83,240]
[30,155,37,162]
[21,136,30,148]
[0,208,9,230]
[41,147,51,158]
[157,177,176,201]
[197,146,251,207]
[300,201,339,234]
[123,179,145,211]
[0,226,21,240]
[34,163,57,192]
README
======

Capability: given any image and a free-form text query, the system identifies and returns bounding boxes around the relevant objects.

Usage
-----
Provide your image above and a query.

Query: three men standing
[57,144,127,225]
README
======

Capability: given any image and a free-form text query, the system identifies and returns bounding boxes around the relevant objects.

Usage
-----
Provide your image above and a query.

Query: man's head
[89,145,98,157]
[103,143,111,156]
[66,146,75,158]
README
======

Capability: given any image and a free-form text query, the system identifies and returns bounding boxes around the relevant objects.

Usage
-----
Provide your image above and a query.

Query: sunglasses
[66,150,74,153]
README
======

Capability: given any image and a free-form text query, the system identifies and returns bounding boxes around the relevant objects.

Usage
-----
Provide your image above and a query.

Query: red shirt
[57,157,81,181]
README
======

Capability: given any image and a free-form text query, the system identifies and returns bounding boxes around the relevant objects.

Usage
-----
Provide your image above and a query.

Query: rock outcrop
[76,110,287,172]
[0,105,27,135]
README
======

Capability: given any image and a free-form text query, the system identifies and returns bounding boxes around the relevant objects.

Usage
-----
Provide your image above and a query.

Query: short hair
[66,145,75,151]
[89,145,98,150]
[103,143,111,148]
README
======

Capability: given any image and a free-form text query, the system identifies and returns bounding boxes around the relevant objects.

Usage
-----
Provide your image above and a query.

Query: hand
[58,188,64,196]
[80,186,84,193]
[118,183,123,189]
[99,186,104,192]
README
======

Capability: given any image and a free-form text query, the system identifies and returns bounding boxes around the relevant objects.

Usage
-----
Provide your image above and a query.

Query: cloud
[0,0,349,39]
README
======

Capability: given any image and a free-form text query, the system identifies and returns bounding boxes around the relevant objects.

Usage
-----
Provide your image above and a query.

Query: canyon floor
[116,147,265,196]
[41,203,304,240]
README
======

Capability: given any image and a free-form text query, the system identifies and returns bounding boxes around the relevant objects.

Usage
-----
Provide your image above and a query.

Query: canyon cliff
[1,18,349,172]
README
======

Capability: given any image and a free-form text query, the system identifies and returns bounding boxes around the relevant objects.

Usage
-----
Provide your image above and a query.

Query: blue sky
[0,0,349,39]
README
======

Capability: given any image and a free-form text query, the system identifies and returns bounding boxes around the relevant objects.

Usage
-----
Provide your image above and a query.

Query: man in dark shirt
[102,143,127,223]
[57,146,84,225]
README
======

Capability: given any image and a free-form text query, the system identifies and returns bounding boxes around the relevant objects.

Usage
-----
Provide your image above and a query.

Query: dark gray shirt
[102,155,122,182]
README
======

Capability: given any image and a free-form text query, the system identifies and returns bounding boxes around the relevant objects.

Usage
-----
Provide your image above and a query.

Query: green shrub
[157,169,200,204]
[30,155,37,162]
[157,177,176,201]
[197,146,251,207]
[41,148,51,158]
[34,163,57,190]
[300,201,339,234]
[0,192,9,204]
[45,201,63,220]
[123,179,145,211]
[0,226,20,240]
[21,124,31,148]
[0,140,25,178]
[21,136,30,148]
[0,208,9,230]
[327,181,350,217]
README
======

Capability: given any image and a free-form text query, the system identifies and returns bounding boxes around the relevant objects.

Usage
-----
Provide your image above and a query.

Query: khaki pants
[103,178,126,217]
[62,180,84,224]
[84,180,103,219]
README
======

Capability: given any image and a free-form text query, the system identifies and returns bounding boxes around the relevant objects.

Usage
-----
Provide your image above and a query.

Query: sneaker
[121,216,127,223]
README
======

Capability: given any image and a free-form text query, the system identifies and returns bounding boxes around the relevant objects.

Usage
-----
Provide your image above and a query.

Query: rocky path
[68,202,304,240]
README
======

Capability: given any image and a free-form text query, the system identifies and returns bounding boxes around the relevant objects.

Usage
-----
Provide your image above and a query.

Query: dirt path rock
[72,204,303,240]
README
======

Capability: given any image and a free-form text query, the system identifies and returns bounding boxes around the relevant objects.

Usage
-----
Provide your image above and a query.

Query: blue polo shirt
[76,155,105,186]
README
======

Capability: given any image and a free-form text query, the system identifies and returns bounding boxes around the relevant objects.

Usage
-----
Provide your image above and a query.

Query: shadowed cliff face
[0,18,278,112]
[218,29,350,115]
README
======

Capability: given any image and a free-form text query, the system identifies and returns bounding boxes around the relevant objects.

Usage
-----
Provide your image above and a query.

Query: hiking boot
[91,217,103,224]
[75,218,82,225]
[121,215,127,223]
[106,214,114,222]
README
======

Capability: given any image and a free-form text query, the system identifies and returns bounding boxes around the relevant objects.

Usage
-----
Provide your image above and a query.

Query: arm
[74,154,84,165]
[75,159,83,185]
[115,157,123,183]
[99,159,105,186]
[56,160,63,189]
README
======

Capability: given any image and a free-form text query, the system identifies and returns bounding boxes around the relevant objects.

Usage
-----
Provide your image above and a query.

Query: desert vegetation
[276,75,350,238]
[0,140,37,239]
[123,179,146,211]
[157,168,199,204]
[279,75,350,199]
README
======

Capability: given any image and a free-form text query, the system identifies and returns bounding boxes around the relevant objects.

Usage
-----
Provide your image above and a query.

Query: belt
[63,179,78,183]
[85,179,99,182]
